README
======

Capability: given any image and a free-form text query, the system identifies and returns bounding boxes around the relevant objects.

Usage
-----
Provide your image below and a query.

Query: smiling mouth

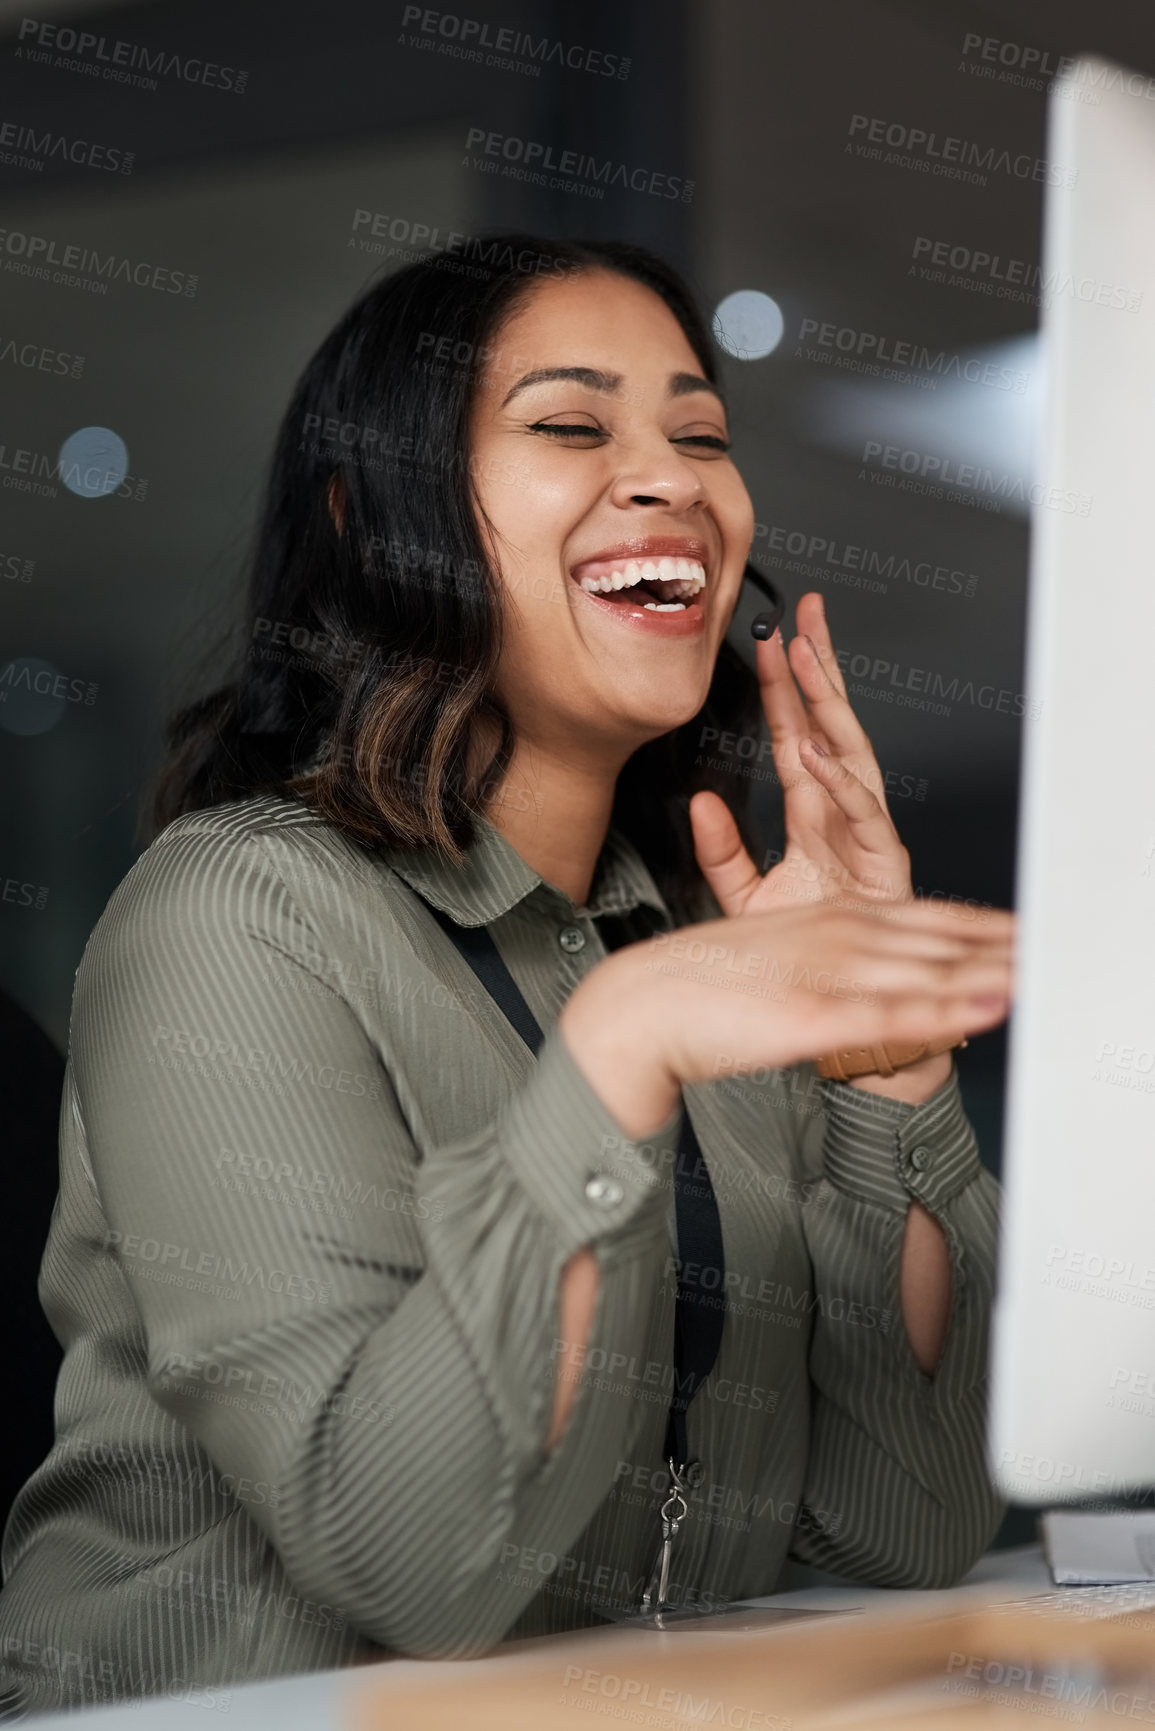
[573,555,706,612]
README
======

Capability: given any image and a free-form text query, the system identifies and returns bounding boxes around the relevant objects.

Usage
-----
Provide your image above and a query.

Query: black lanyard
[415,894,725,1609]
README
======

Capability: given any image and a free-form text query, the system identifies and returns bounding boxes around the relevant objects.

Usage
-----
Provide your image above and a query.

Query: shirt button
[909,1145,933,1172]
[559,925,587,954]
[585,1175,624,1208]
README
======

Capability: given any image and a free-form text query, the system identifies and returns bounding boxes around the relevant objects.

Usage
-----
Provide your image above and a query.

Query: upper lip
[569,535,711,581]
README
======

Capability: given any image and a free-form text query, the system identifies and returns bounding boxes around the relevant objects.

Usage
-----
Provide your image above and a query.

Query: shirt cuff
[816,1065,983,1215]
[486,1023,680,1248]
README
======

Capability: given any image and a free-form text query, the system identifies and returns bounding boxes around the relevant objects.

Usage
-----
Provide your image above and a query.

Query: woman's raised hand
[688,591,916,916]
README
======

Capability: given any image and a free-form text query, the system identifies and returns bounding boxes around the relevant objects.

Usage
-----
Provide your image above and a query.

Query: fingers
[687,790,762,916]
[748,976,1011,1082]
[837,991,1010,1054]
[774,947,1013,1058]
[787,631,874,762]
[760,896,1014,953]
[832,947,1013,1004]
[847,913,1014,974]
[694,901,1015,997]
[644,895,1015,1085]
[858,922,1010,962]
[724,896,1015,960]
[878,900,1015,943]
[755,625,812,761]
[796,738,901,854]
[793,591,849,698]
[874,986,1011,1043]
[758,594,894,823]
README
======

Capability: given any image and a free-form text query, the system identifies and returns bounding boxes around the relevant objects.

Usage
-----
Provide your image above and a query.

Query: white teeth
[577,555,706,598]
[643,601,687,611]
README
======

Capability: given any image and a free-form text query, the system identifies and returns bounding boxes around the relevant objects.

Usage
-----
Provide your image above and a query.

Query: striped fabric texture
[0,794,1003,1716]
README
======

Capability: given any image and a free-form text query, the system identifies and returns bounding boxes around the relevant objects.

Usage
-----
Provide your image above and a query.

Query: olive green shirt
[0,793,1002,1717]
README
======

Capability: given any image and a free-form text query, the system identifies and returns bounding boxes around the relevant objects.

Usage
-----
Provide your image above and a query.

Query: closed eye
[528,422,604,438]
[527,422,731,452]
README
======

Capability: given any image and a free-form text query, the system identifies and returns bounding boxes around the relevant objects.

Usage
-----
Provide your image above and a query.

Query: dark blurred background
[2,0,1149,1546]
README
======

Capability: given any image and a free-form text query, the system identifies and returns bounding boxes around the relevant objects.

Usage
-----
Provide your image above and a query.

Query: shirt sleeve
[71,827,681,1658]
[787,1064,1004,1586]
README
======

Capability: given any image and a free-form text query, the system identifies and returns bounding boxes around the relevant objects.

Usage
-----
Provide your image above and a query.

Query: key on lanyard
[640,1457,697,1615]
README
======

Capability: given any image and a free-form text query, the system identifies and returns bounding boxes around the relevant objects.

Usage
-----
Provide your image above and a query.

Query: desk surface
[31,1545,1080,1730]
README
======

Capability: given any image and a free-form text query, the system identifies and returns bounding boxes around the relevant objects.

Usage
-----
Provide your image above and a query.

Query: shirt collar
[382,812,672,930]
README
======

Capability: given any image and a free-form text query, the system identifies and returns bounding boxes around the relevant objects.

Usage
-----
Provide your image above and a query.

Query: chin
[632,690,711,736]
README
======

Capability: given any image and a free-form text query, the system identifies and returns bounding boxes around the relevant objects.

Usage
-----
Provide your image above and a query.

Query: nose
[607,431,709,515]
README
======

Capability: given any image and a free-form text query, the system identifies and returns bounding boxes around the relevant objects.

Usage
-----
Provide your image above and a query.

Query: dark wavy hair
[151,232,766,927]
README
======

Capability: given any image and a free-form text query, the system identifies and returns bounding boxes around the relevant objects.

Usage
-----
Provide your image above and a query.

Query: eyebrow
[500,366,724,408]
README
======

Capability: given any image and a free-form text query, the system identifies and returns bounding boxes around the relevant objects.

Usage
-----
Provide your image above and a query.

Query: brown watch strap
[814,1034,967,1083]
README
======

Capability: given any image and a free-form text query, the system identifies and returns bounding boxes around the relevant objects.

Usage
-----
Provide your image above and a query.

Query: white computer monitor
[989,54,1155,1504]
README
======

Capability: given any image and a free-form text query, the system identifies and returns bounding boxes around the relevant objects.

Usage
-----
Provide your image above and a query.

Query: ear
[326,473,346,536]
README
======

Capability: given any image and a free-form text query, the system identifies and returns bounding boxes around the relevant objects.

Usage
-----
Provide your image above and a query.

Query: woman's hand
[689,591,913,918]
[559,898,1013,1137]
[684,591,1008,1104]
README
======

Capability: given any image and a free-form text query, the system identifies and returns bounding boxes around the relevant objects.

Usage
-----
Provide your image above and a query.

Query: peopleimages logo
[797,316,1029,392]
[910,236,1141,314]
[349,211,568,278]
[400,6,631,79]
[847,112,1076,189]
[0,337,84,379]
[559,1663,790,1728]
[15,17,249,93]
[860,438,1092,518]
[0,441,148,501]
[752,521,978,598]
[0,118,133,174]
[834,644,1038,720]
[463,127,694,202]
[0,662,97,705]
[149,1023,382,1101]
[0,225,198,298]
[959,33,1155,103]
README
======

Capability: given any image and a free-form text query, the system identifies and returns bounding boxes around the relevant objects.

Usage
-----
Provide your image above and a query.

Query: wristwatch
[814,1034,967,1083]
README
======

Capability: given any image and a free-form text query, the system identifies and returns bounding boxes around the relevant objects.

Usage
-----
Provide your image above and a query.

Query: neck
[470,723,624,907]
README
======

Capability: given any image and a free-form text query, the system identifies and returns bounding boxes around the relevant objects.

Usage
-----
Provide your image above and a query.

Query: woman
[0,233,1014,1714]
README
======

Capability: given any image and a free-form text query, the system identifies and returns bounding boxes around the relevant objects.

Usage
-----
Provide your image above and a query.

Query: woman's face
[468,269,755,767]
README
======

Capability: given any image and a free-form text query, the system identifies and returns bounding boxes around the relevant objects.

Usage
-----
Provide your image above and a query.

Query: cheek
[711,473,756,550]
[483,453,597,564]
[492,569,578,703]
[521,448,601,513]
[473,467,581,628]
